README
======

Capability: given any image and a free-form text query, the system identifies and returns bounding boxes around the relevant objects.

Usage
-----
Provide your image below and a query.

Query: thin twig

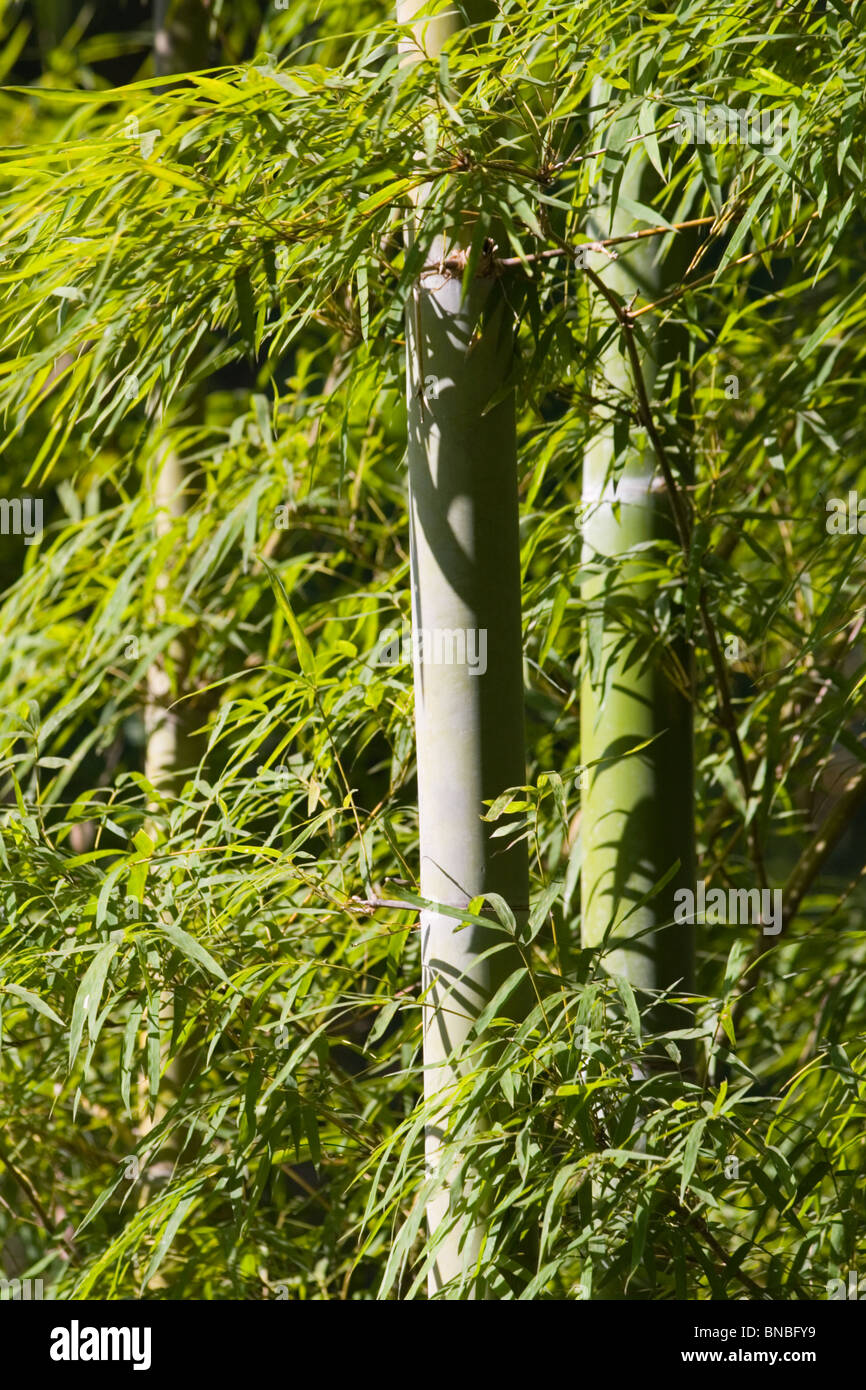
[497,216,717,270]
[349,894,422,914]
[0,1135,78,1261]
[632,213,819,318]
[782,764,866,929]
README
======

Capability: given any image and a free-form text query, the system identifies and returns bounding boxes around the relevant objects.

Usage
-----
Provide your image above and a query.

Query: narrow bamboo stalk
[144,0,211,807]
[34,0,72,59]
[580,81,695,1056]
[154,0,213,77]
[144,439,200,804]
[137,0,211,1176]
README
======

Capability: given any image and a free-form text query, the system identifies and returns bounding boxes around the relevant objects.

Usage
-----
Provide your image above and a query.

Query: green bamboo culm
[144,0,213,809]
[580,80,695,1063]
[33,0,72,61]
[398,1,530,1296]
[154,0,215,78]
[138,0,214,1169]
[143,438,201,806]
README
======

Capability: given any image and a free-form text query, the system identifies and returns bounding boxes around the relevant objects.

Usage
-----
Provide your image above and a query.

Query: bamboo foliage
[0,0,864,1302]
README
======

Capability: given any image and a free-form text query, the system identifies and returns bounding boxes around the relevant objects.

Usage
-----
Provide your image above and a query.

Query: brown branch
[495,218,717,272]
[419,220,718,281]
[680,1201,772,1300]
[0,1135,78,1261]
[632,213,819,319]
[782,764,866,928]
[546,119,704,175]
[602,217,717,248]
[703,761,866,1081]
[0,1138,55,1233]
[349,894,422,915]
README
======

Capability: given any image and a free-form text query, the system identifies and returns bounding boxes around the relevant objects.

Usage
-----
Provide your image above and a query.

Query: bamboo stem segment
[398,1,530,1295]
[580,82,695,1055]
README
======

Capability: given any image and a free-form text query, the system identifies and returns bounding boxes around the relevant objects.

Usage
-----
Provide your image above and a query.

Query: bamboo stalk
[144,0,211,808]
[580,81,695,1057]
[144,438,200,806]
[137,0,212,1184]
[398,0,530,1295]
[154,0,213,78]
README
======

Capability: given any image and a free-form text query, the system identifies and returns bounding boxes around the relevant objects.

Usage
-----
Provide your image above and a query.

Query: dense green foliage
[0,0,865,1298]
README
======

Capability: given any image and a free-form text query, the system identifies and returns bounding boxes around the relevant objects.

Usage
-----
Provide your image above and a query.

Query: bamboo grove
[0,0,865,1299]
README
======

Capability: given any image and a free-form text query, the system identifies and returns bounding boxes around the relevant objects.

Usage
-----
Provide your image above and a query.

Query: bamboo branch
[632,213,819,319]
[496,217,717,270]
[782,764,866,928]
[0,1135,78,1261]
[705,762,866,1077]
